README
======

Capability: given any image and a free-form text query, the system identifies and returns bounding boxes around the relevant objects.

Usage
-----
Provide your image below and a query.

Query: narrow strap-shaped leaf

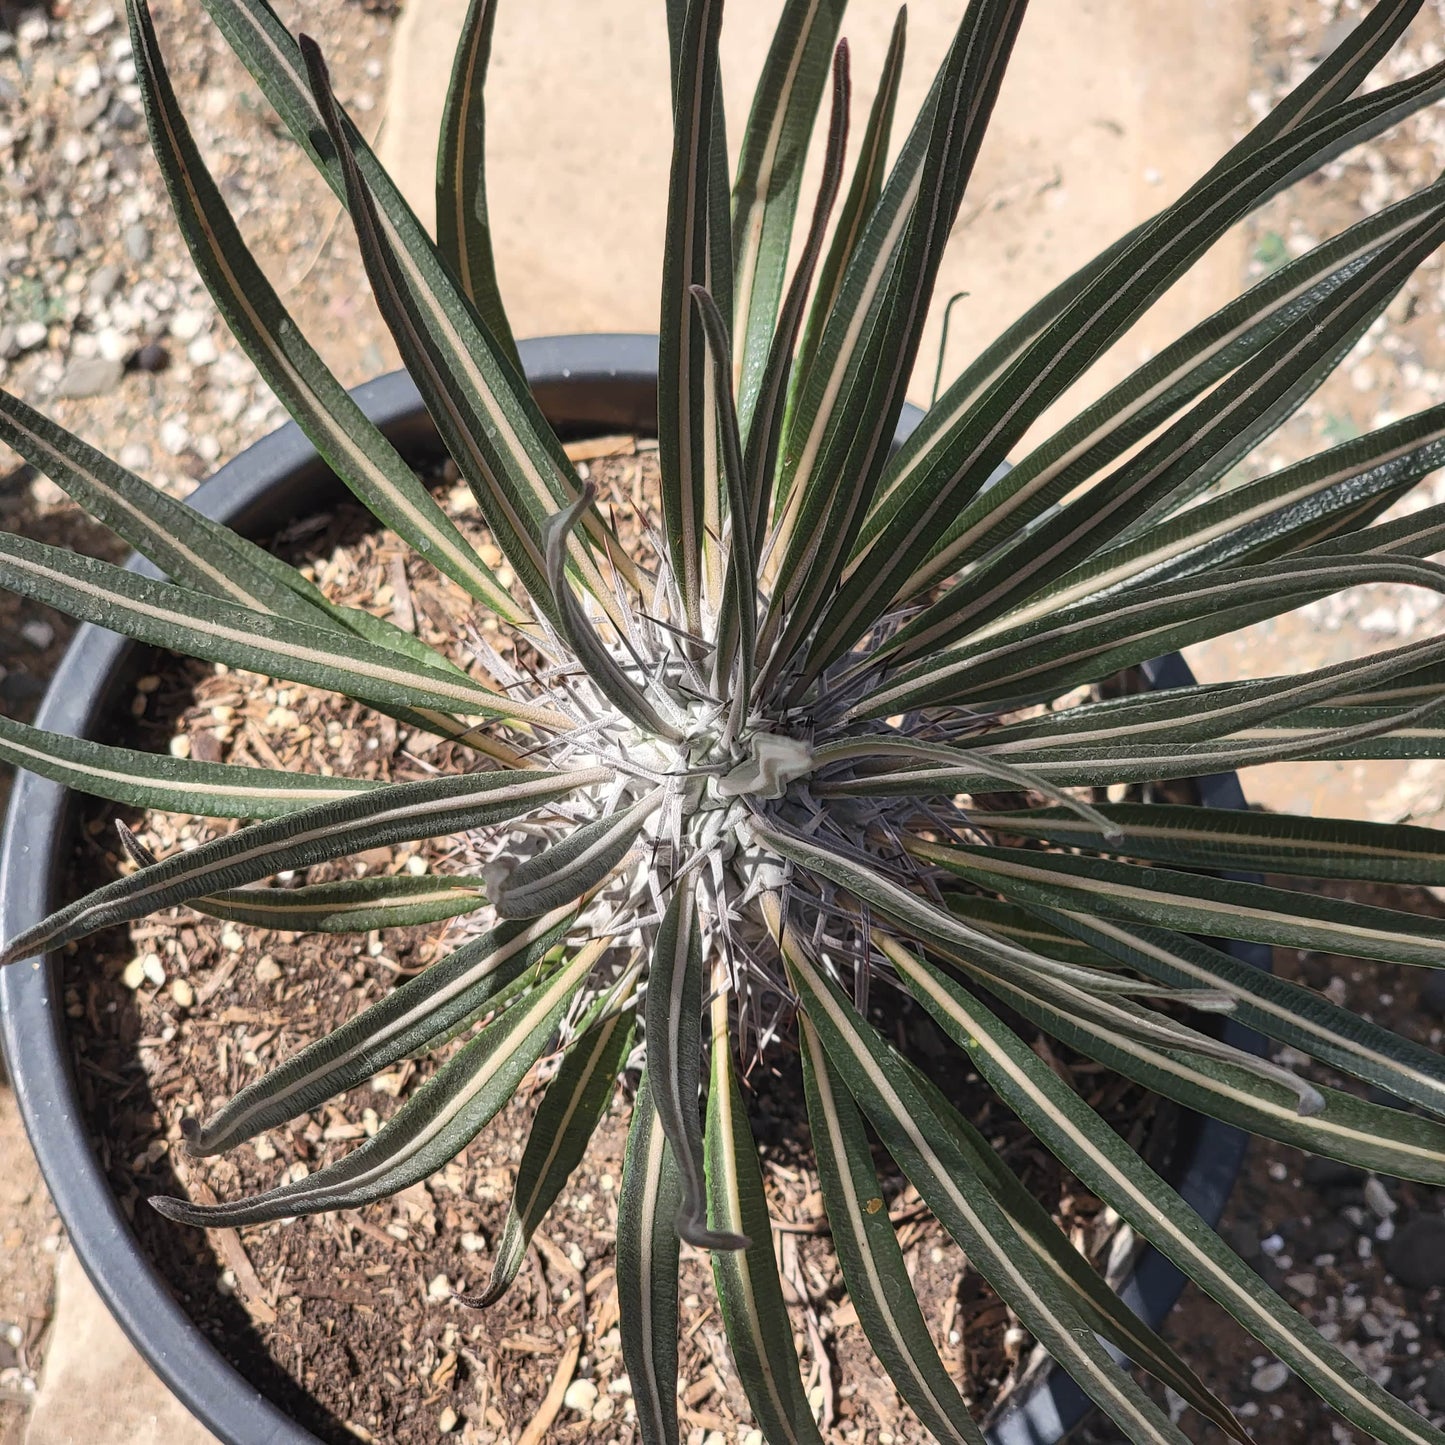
[866,0,1435,565]
[705,968,826,1445]
[797,1016,985,1445]
[647,876,745,1249]
[769,905,1192,1445]
[691,286,757,714]
[1016,398,1445,624]
[809,739,1121,832]
[192,874,487,932]
[0,531,569,729]
[435,0,521,372]
[617,1072,684,1445]
[489,789,662,919]
[857,195,1445,668]
[920,700,1445,789]
[862,181,1443,589]
[821,59,1445,668]
[942,894,1119,969]
[0,383,508,758]
[782,8,905,473]
[888,940,1445,1445]
[857,553,1445,717]
[126,0,523,623]
[0,385,316,625]
[974,802,1445,884]
[974,625,1445,755]
[741,42,850,565]
[808,737,1120,837]
[1241,0,1424,153]
[1305,493,1445,565]
[0,768,600,967]
[298,39,630,629]
[297,38,552,615]
[935,934,1445,1185]
[913,840,1445,970]
[1224,705,1445,763]
[188,908,576,1154]
[730,0,847,439]
[752,820,1152,998]
[476,986,636,1304]
[1032,908,1445,1122]
[200,0,639,600]
[763,17,942,575]
[872,191,1434,621]
[764,0,1029,689]
[152,936,601,1226]
[658,0,726,631]
[544,489,685,743]
[896,1050,1249,1443]
[823,696,1445,795]
[0,711,373,820]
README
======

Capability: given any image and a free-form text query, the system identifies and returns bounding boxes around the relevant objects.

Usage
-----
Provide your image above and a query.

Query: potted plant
[5,1,1445,1443]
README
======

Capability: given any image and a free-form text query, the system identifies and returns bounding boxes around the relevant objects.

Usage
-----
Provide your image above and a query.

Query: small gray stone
[49,220,79,261]
[55,356,123,399]
[73,88,111,132]
[122,224,151,262]
[14,320,48,352]
[87,264,121,304]
[0,325,17,361]
[1251,1360,1290,1393]
[1425,1360,1445,1413]
[1386,1215,1445,1289]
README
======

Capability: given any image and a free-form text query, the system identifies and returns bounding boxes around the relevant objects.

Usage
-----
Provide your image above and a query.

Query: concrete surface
[25,1250,217,1445]
[381,0,1251,429]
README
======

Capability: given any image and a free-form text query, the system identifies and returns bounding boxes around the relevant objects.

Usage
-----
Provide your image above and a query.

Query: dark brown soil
[55,441,1182,1445]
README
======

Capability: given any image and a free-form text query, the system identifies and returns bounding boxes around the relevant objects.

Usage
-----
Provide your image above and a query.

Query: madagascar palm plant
[6,0,1445,1439]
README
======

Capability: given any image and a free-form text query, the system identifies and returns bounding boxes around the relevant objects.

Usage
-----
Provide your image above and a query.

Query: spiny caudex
[9,0,1445,1441]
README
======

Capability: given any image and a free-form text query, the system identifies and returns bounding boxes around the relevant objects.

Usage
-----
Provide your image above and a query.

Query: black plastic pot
[0,334,1268,1445]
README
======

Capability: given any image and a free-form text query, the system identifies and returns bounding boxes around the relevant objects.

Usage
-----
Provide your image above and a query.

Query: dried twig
[514,1333,582,1445]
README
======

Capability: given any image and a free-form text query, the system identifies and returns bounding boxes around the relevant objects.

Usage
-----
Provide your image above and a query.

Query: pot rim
[0,333,1267,1445]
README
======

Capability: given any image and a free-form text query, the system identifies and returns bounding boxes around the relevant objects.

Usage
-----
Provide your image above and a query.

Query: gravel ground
[0,0,400,748]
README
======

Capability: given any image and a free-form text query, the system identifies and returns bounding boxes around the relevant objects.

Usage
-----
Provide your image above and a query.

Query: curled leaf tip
[146,1193,201,1225]
[450,1288,493,1311]
[676,1202,749,1252]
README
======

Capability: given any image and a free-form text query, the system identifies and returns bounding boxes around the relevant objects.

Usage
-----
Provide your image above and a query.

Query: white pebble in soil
[1251,1360,1290,1394]
[563,1379,598,1414]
